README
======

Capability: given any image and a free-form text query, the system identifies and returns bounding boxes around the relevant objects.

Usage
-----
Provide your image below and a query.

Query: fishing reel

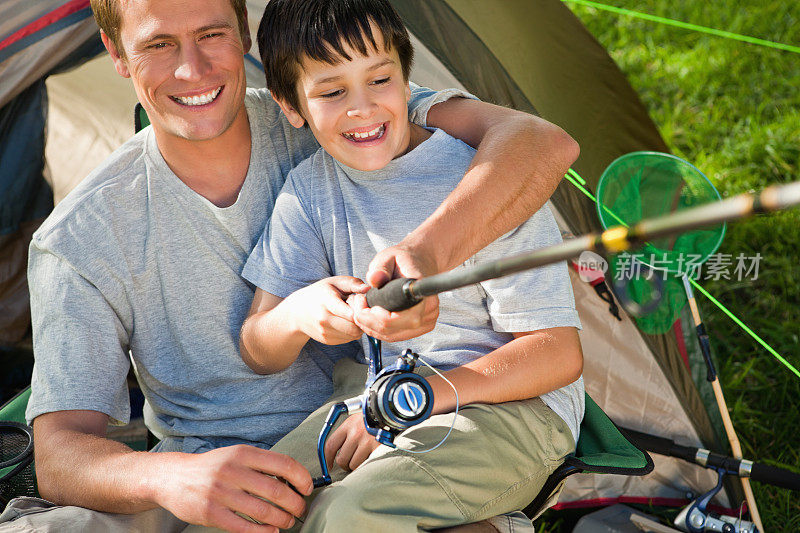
[312,338,433,487]
[674,468,758,533]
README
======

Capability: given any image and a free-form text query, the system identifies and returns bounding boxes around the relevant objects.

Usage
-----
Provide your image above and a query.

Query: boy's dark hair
[257,0,414,115]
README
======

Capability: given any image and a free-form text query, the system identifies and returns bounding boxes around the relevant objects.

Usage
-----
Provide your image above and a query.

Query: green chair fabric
[0,388,31,426]
[566,393,653,473]
[134,102,150,133]
[1,387,37,504]
[524,392,653,517]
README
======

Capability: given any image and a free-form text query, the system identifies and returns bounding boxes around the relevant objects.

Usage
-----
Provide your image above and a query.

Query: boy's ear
[272,94,306,129]
[404,80,411,102]
[100,31,130,78]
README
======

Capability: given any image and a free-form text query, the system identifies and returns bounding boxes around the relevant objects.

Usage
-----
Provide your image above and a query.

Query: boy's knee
[304,484,372,531]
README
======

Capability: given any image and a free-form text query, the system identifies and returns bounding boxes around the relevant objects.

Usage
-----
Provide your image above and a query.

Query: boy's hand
[287,276,369,345]
[356,244,440,342]
[324,413,381,471]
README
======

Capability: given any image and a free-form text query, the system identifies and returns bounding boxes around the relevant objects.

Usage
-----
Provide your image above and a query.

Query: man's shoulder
[33,130,151,255]
[285,146,337,187]
[244,87,282,124]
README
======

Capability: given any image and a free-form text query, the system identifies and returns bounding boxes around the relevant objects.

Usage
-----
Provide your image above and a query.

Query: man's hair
[90,0,249,57]
[257,0,414,115]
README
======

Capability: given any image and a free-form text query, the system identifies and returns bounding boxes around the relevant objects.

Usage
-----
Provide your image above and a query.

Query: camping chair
[523,393,654,519]
[0,387,37,505]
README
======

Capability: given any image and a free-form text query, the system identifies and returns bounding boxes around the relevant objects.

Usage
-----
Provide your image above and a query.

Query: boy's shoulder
[286,146,338,186]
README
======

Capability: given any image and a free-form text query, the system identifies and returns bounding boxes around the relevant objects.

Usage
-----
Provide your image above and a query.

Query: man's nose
[174,43,211,81]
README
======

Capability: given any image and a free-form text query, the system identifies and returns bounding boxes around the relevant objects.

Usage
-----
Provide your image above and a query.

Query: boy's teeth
[344,124,385,141]
[175,87,221,106]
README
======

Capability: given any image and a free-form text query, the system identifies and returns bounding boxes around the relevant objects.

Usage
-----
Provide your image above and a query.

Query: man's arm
[28,248,312,530]
[368,98,578,284]
[33,410,312,531]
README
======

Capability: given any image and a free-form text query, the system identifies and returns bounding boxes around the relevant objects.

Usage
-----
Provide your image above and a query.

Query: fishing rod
[622,427,800,533]
[366,181,800,311]
[311,181,800,497]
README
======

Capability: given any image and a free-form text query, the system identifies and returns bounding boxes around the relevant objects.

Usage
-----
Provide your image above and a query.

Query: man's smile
[170,86,223,106]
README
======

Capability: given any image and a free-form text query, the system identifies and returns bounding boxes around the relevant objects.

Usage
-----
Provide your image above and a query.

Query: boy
[241,0,584,530]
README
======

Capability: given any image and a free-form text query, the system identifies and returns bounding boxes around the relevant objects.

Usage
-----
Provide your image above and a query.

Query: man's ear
[272,95,306,129]
[100,31,130,78]
[240,7,252,54]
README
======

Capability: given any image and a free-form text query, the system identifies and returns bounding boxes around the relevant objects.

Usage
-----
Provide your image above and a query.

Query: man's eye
[148,42,167,49]
[321,90,344,98]
[201,32,222,40]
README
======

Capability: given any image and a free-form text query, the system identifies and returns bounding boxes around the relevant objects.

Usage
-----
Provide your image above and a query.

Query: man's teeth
[174,87,221,106]
[343,124,385,141]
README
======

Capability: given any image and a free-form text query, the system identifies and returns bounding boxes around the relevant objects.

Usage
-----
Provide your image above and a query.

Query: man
[0,0,578,531]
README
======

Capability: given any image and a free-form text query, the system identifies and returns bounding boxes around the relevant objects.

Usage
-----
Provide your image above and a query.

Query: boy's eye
[321,89,344,98]
[371,77,391,85]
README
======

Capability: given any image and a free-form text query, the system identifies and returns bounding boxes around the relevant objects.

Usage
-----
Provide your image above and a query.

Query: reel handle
[365,278,421,312]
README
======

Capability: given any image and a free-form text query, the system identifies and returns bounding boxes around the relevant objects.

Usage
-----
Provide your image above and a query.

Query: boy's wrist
[282,291,312,339]
[426,371,469,415]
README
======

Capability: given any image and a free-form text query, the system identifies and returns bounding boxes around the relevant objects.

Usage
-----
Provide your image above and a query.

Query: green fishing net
[595,152,725,333]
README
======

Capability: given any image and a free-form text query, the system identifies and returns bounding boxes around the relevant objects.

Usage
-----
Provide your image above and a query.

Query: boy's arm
[325,326,582,471]
[368,98,578,283]
[240,278,369,373]
[427,327,583,414]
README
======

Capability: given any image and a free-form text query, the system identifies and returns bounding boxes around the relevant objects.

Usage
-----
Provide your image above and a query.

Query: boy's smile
[276,36,425,171]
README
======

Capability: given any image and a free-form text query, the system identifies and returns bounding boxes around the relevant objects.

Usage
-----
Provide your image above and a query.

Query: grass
[536,1,800,530]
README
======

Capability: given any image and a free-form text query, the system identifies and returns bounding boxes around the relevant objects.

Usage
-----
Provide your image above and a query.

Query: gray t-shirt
[243,128,585,442]
[26,86,458,452]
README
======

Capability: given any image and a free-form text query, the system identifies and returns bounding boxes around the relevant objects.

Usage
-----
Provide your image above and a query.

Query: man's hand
[286,276,369,345]
[351,244,440,342]
[324,414,381,472]
[158,445,313,532]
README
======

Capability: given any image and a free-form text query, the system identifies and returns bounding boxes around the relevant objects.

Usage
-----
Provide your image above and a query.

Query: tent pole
[681,275,764,532]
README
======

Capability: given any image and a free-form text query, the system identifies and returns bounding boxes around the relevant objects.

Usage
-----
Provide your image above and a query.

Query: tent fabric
[0,1,99,109]
[0,0,104,345]
[2,0,740,509]
[394,0,735,507]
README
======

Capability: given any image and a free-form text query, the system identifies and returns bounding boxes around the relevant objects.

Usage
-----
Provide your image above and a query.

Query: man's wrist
[137,451,181,509]
[395,231,447,276]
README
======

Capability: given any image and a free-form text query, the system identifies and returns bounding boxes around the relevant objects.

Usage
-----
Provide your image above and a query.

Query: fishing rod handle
[622,426,800,491]
[365,278,421,312]
[750,461,800,491]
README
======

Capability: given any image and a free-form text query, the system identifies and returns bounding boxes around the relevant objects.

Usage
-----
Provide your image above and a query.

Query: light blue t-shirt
[243,128,585,442]
[26,86,458,452]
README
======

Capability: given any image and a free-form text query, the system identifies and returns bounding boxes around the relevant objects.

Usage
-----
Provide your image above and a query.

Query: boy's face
[276,37,412,171]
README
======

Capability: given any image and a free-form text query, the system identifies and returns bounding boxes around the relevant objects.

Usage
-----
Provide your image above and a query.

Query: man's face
[283,36,412,172]
[108,0,249,142]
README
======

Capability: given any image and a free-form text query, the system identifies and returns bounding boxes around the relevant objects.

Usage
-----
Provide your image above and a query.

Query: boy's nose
[346,91,378,119]
[174,43,211,82]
